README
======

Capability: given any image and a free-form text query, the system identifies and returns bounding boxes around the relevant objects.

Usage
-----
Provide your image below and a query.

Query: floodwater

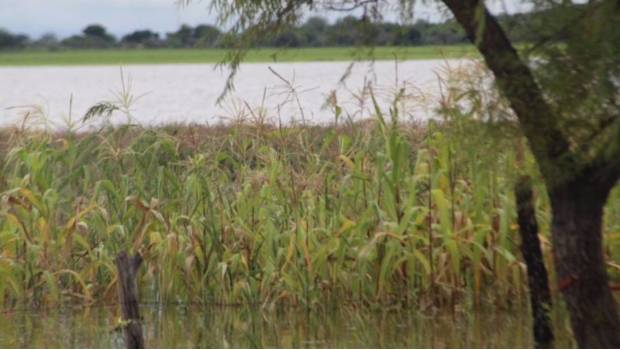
[0,60,465,129]
[0,305,573,348]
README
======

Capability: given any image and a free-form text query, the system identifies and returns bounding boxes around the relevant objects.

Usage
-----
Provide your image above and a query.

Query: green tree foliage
[166,24,194,48]
[82,24,110,39]
[61,24,116,49]
[0,10,560,52]
[298,16,329,46]
[193,24,222,47]
[32,33,60,50]
[0,28,29,50]
[165,24,222,48]
[121,30,161,48]
[251,16,440,47]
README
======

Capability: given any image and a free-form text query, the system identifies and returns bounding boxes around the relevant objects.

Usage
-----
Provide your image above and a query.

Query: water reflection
[0,305,574,348]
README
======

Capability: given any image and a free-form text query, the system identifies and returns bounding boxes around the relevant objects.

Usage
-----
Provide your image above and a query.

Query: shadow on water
[0,305,574,348]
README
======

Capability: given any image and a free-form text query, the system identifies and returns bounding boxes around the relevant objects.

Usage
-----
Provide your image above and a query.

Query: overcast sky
[0,0,531,39]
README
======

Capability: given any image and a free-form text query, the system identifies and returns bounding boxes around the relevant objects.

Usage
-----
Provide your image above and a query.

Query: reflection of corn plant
[0,91,618,312]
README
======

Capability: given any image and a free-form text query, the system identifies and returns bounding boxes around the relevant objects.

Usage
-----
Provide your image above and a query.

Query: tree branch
[441,0,574,184]
[585,116,620,193]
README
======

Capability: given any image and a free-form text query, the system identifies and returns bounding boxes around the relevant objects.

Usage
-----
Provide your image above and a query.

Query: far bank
[0,45,476,66]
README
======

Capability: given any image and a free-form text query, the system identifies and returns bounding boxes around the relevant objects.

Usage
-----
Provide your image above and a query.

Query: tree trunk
[437,0,620,346]
[515,177,554,348]
[550,186,620,348]
[116,251,145,349]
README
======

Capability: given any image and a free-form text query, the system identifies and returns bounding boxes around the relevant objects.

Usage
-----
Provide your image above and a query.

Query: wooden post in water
[115,251,145,349]
[515,177,554,348]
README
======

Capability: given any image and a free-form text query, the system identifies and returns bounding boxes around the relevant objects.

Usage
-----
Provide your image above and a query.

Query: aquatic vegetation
[0,305,575,348]
[0,99,618,313]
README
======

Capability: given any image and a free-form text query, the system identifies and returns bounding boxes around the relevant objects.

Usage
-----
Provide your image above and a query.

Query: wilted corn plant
[0,66,618,314]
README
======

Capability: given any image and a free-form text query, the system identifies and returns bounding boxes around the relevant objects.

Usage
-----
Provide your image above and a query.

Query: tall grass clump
[0,72,618,314]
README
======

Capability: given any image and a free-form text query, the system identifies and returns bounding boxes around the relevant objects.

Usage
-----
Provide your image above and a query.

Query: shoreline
[0,45,476,66]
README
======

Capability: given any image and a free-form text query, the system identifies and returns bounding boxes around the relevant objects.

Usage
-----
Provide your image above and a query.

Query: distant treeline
[0,11,557,51]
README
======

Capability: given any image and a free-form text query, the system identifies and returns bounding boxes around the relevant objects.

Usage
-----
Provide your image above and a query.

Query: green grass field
[0,45,477,66]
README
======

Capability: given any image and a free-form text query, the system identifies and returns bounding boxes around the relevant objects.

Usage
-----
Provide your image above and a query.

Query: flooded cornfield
[1,0,619,346]
[0,305,574,348]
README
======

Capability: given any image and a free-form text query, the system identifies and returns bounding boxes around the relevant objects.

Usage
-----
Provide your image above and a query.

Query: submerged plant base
[0,304,575,348]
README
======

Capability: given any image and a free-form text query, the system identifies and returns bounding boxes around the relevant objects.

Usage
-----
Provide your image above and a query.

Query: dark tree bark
[515,177,553,348]
[550,183,620,348]
[440,0,572,181]
[116,251,145,349]
[440,0,620,347]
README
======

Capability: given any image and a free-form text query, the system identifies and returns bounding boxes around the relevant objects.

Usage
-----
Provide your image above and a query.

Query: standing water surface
[0,60,464,128]
[0,305,574,348]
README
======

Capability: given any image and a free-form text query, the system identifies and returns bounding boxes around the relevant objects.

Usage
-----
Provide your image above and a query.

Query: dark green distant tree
[412,19,466,44]
[193,25,222,47]
[329,16,378,46]
[203,0,620,347]
[121,30,161,48]
[299,16,329,46]
[165,24,222,48]
[166,24,194,48]
[60,35,85,49]
[0,29,29,50]
[14,12,571,51]
[82,24,116,45]
[62,24,116,48]
[83,24,106,38]
[34,33,60,50]
[378,23,421,46]
[273,30,304,47]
